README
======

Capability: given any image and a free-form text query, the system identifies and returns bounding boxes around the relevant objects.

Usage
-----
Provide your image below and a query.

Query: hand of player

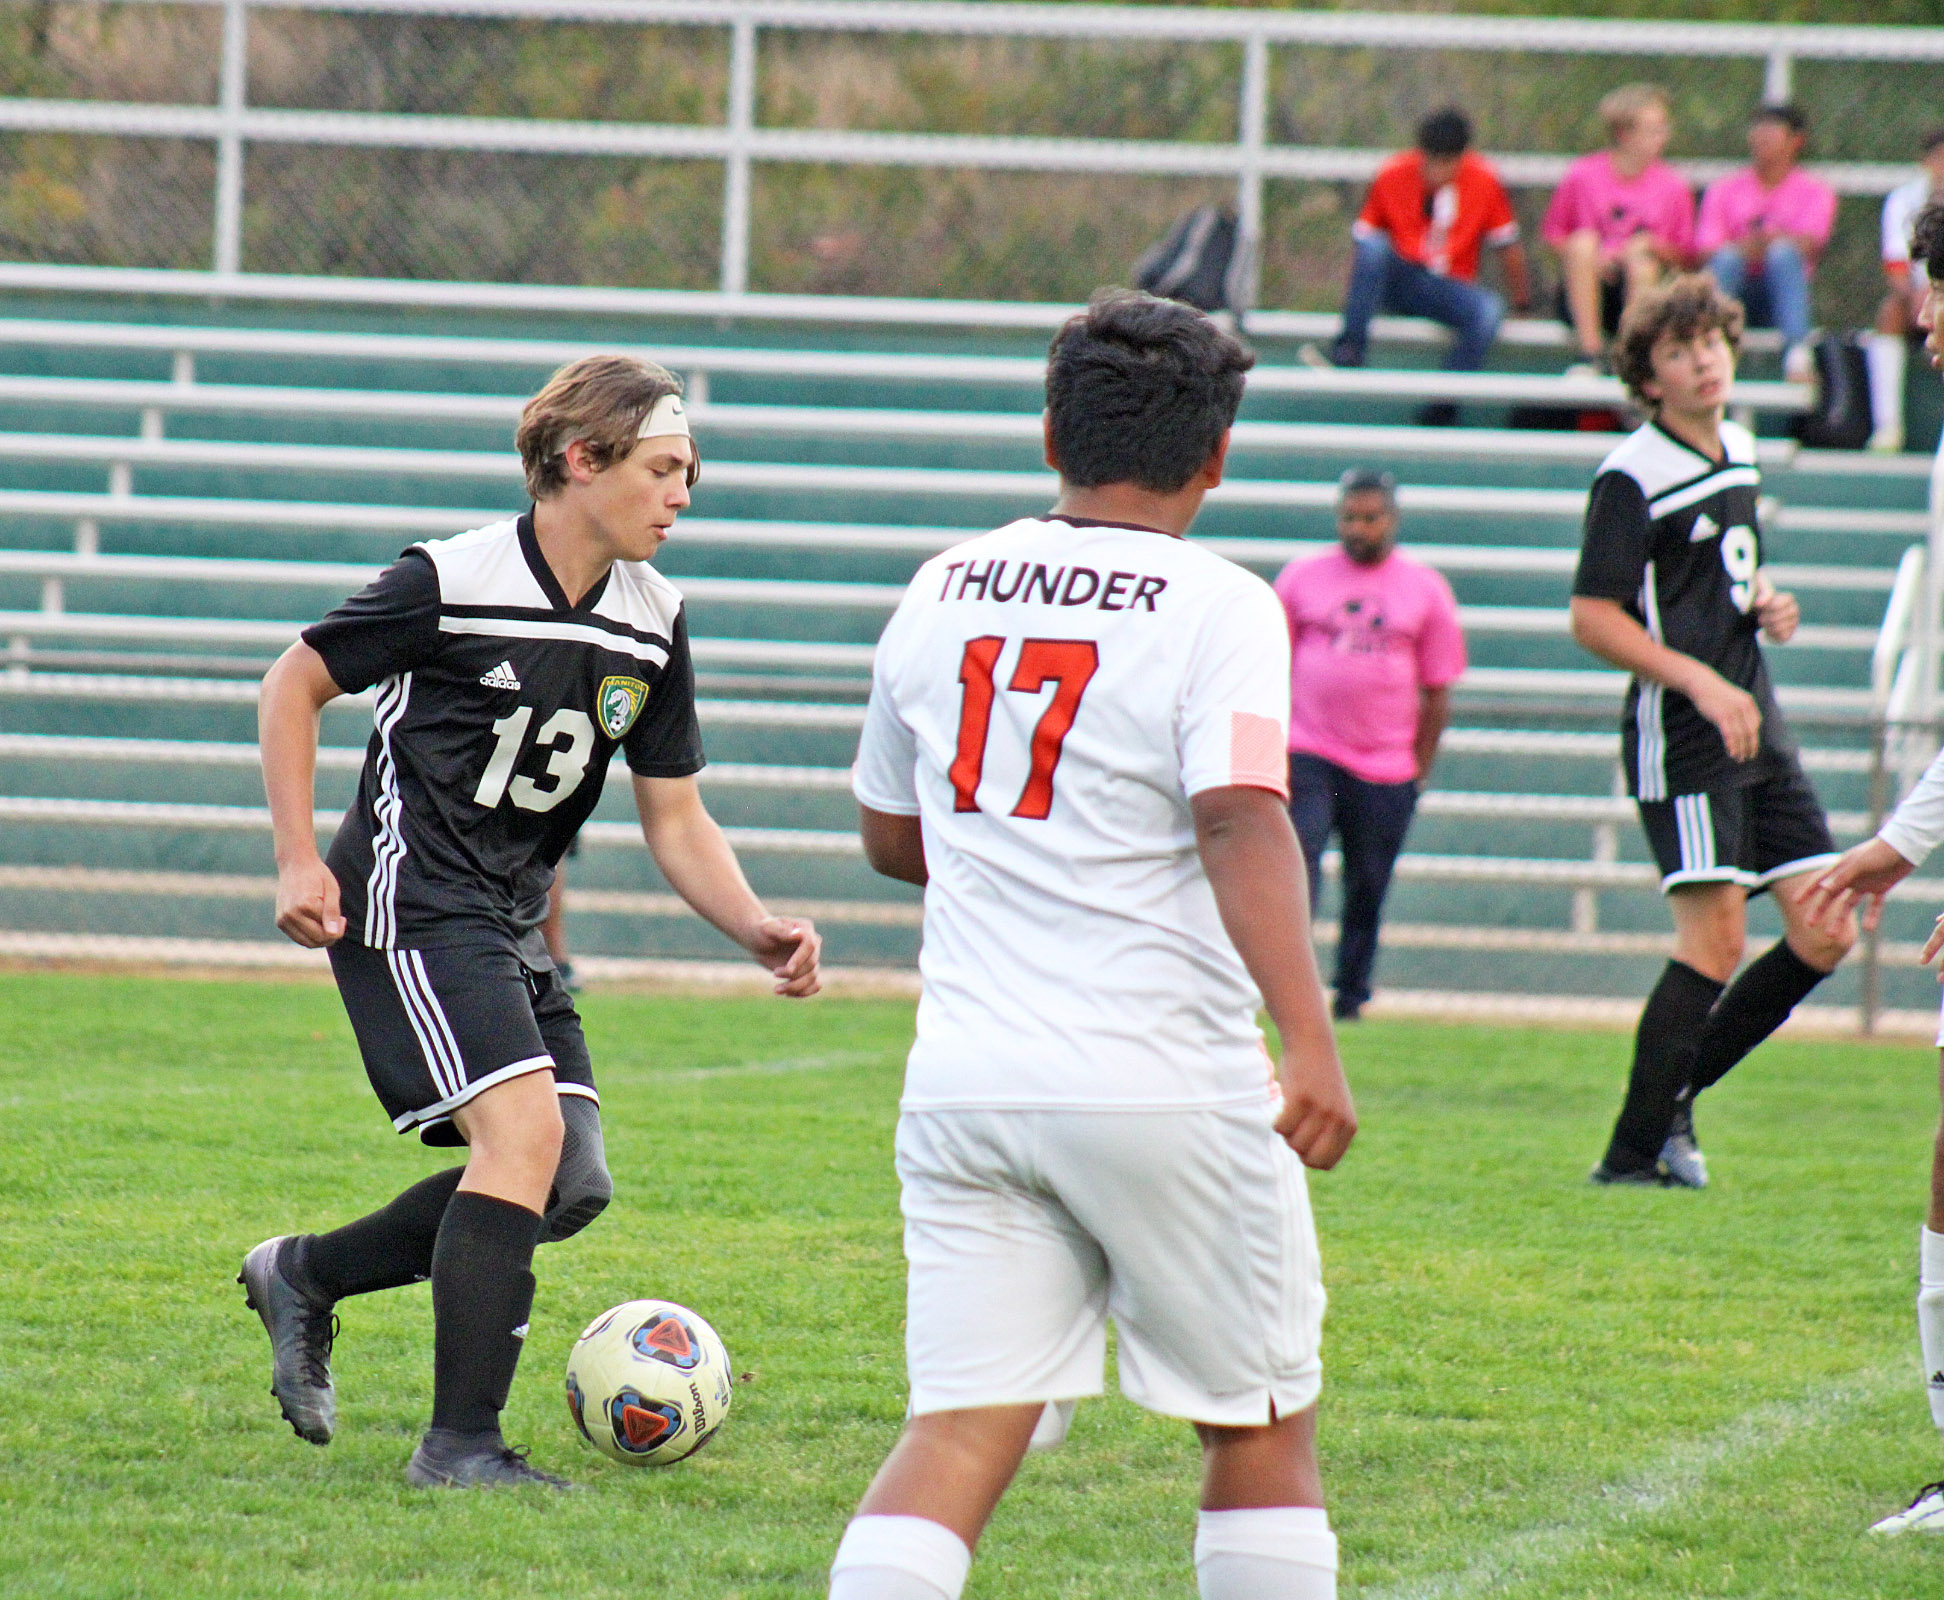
[746,914,822,997]
[1273,1036,1358,1171]
[1754,577,1798,644]
[275,853,345,947]
[1688,669,1763,763]
[1924,913,1944,968]
[1801,837,1914,934]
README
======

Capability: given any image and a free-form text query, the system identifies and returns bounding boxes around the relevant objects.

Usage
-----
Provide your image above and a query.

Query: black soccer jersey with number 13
[303,512,704,951]
[1571,419,1792,802]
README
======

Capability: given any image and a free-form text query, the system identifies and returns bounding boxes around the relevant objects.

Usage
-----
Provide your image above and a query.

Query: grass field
[2,970,1943,1599]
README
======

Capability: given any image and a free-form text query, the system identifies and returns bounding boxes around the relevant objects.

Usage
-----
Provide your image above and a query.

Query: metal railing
[10,1,1944,303]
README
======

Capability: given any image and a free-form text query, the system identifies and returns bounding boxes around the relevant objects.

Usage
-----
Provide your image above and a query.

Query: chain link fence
[0,1,1938,318]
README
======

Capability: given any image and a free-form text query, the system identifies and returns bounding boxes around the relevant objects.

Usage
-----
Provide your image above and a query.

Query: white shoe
[1870,1480,1944,1534]
[1869,424,1906,454]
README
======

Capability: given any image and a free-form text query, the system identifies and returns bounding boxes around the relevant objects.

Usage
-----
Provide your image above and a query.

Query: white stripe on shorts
[386,946,462,1099]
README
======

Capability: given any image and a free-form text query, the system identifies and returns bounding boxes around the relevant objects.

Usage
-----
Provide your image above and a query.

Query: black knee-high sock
[1686,940,1829,1096]
[428,1191,544,1439]
[289,1168,465,1302]
[1604,960,1725,1171]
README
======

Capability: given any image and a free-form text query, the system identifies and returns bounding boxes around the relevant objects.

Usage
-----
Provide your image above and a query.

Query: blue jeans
[1288,753,1419,1011]
[1332,234,1505,370]
[1707,240,1813,346]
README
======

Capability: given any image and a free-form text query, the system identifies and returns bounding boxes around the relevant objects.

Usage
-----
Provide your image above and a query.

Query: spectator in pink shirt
[1696,103,1837,374]
[1544,84,1696,369]
[1274,469,1467,1021]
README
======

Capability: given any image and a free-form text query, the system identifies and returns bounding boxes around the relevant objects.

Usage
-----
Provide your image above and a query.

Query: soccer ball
[564,1298,734,1466]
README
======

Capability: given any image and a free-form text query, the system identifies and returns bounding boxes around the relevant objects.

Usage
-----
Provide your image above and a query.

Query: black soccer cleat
[406,1429,576,1490]
[1588,1160,1672,1187]
[237,1235,338,1446]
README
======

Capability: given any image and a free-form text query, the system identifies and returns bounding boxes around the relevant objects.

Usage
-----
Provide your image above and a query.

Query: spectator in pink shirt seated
[1696,103,1837,377]
[1544,83,1695,370]
[1274,469,1467,1021]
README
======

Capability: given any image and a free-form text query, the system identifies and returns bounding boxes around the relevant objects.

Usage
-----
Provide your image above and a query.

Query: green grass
[1,970,1940,1598]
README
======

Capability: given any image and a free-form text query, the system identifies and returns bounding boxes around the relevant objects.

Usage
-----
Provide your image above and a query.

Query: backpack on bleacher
[1133,205,1245,313]
[1790,332,1873,451]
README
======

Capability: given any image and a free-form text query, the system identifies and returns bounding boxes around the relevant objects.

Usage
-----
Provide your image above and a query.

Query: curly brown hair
[1611,274,1745,407]
[515,354,696,500]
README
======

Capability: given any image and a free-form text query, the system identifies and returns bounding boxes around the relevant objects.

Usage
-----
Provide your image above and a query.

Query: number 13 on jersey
[949,636,1098,818]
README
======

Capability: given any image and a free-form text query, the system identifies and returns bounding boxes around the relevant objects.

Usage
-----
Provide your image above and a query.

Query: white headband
[637,393,690,440]
[552,393,691,459]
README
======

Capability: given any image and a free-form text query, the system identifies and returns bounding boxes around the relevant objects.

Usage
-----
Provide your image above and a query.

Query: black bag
[1790,332,1873,451]
[1133,204,1244,313]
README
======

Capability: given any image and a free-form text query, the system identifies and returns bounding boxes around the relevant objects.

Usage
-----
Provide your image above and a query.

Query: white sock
[830,1516,972,1600]
[1867,332,1907,440]
[1195,1506,1338,1600]
[1920,1228,1944,1431]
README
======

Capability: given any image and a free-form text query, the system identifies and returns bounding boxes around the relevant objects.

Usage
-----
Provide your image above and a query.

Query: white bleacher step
[0,543,1901,598]
[0,796,1921,898]
[3,433,1899,525]
[0,313,1811,410]
[0,300,1786,353]
[0,375,1836,467]
[0,485,1918,542]
[0,666,1877,717]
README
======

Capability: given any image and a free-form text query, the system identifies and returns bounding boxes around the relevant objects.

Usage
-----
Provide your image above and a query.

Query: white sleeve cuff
[1876,816,1934,868]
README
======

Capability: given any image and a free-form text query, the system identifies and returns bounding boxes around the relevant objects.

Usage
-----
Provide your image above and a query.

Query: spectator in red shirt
[1316,107,1531,422]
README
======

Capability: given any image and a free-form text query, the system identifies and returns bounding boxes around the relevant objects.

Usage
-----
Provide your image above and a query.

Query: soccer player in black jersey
[1571,274,1855,1188]
[239,356,822,1488]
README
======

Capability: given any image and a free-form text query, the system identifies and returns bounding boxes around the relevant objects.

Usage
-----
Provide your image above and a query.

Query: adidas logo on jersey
[480,660,521,690]
[1689,513,1721,543]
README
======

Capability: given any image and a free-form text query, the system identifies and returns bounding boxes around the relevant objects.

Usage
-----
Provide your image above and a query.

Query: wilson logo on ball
[609,1389,684,1454]
[631,1311,702,1369]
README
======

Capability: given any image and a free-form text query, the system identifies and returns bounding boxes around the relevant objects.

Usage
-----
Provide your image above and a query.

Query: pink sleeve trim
[1229,711,1291,798]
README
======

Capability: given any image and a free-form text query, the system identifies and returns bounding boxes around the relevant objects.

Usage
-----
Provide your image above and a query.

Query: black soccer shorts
[327,938,596,1147]
[1636,760,1838,897]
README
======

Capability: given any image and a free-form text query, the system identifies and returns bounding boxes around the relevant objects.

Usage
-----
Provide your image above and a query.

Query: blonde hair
[515,355,695,499]
[1600,83,1670,145]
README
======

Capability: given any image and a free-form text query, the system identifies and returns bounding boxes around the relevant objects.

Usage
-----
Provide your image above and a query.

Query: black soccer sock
[290,1167,465,1302]
[428,1190,545,1439]
[1686,940,1830,1096]
[1603,960,1725,1171]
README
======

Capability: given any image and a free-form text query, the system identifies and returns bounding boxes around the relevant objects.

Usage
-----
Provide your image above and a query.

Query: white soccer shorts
[896,1103,1326,1427]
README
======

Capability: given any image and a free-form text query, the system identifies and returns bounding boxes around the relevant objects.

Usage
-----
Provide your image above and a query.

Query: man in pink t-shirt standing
[1696,103,1837,375]
[1274,470,1467,1021]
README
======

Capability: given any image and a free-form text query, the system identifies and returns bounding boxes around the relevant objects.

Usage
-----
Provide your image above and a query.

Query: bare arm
[1498,239,1532,313]
[1414,684,1452,783]
[1569,595,1762,763]
[259,641,347,947]
[1192,785,1356,1170]
[633,774,820,996]
[859,806,927,887]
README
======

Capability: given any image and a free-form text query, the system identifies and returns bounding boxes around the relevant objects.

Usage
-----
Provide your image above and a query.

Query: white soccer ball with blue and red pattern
[564,1298,733,1465]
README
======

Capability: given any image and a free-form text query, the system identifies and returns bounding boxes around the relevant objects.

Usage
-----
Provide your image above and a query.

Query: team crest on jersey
[597,676,649,739]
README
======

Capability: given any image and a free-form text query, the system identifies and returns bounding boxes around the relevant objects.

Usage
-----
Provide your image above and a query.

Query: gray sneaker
[237,1236,337,1445]
[1659,1101,1709,1189]
[407,1429,575,1490]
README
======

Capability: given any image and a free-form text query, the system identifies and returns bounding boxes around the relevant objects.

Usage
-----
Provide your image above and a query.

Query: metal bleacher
[0,292,1937,1021]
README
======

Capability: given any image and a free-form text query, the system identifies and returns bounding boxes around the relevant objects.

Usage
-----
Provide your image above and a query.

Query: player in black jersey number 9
[247,356,819,1489]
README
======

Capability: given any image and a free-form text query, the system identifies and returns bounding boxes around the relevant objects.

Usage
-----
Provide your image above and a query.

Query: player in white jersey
[833,290,1357,1600]
[1868,127,1944,452]
[1805,197,1944,1534]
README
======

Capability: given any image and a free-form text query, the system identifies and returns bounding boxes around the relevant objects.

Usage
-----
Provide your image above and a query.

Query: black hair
[1044,288,1256,494]
[1338,467,1397,504]
[1416,107,1472,158]
[1911,197,1944,283]
[1923,125,1944,156]
[1753,102,1809,138]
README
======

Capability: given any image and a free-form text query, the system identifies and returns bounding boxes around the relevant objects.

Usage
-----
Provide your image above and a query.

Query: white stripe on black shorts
[327,937,596,1146]
[1635,758,1839,896]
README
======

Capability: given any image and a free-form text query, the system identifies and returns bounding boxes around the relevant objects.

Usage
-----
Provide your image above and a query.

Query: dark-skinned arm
[1192,785,1356,1170]
[859,806,928,887]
